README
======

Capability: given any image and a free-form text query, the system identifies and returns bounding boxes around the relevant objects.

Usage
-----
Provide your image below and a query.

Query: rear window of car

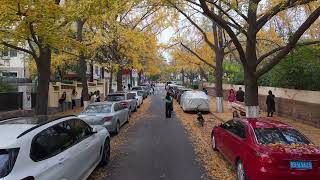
[83,104,112,113]
[107,94,125,101]
[137,91,144,96]
[254,128,311,145]
[0,148,19,178]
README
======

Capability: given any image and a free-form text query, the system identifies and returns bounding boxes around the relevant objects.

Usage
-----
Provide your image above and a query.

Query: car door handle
[58,158,65,164]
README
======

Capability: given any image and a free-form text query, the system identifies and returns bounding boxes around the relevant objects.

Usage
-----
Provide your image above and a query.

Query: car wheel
[236,160,248,180]
[100,138,110,166]
[134,104,137,112]
[211,133,218,151]
[126,114,129,123]
[115,121,120,134]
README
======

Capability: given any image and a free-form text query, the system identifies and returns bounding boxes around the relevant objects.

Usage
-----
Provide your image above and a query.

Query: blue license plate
[290,161,312,169]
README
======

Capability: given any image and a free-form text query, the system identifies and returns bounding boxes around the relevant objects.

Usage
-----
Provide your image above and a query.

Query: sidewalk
[54,107,83,116]
[209,96,320,146]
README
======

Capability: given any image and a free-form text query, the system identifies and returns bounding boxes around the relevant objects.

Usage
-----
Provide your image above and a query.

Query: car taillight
[120,101,128,108]
[103,116,113,121]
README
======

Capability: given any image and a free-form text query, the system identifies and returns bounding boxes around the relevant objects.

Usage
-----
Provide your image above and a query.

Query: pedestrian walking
[266,90,275,117]
[236,87,245,102]
[164,92,173,118]
[59,92,67,112]
[71,89,77,109]
[96,90,101,102]
[228,89,236,109]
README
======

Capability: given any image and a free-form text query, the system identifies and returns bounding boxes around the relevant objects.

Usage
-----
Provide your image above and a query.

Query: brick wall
[208,86,320,128]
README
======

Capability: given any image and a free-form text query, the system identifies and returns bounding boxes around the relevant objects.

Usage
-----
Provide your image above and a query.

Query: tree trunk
[79,53,89,108]
[109,67,113,93]
[138,71,142,85]
[181,69,185,86]
[90,62,94,82]
[76,20,89,108]
[117,66,123,91]
[129,69,133,89]
[215,50,224,113]
[212,17,224,113]
[244,69,259,117]
[35,47,51,115]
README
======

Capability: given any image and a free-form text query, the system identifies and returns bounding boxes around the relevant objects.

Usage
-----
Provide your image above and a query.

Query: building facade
[0,48,29,78]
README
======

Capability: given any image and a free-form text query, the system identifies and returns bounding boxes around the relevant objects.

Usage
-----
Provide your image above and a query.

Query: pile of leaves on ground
[173,102,236,180]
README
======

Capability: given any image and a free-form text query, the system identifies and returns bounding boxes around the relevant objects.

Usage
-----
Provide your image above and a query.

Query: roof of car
[238,118,292,129]
[0,124,35,147]
[0,115,77,147]
[89,102,114,105]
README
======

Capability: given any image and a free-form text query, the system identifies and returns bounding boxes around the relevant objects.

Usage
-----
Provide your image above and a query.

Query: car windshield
[137,91,144,96]
[0,148,19,178]
[107,94,125,101]
[254,128,311,145]
[83,104,112,113]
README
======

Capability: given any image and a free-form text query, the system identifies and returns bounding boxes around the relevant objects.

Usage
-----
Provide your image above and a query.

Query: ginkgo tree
[0,0,72,115]
[178,0,320,117]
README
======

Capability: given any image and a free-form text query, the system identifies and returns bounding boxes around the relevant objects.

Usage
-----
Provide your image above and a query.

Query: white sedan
[130,91,143,108]
[0,116,110,180]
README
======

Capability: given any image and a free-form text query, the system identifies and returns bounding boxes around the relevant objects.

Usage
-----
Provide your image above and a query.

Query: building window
[9,50,17,57]
[2,48,9,57]
[2,72,17,77]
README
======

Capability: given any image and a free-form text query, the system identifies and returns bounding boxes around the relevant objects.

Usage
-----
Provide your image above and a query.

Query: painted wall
[207,83,320,127]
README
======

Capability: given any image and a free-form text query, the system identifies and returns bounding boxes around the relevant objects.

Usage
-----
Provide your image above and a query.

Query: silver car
[78,102,129,134]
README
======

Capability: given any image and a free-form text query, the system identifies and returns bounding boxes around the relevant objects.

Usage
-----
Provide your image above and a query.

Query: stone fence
[205,83,320,127]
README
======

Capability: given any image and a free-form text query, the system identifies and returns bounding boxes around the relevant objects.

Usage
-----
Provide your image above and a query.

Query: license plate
[290,161,312,169]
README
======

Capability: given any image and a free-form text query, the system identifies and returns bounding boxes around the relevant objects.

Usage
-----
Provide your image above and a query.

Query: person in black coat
[266,90,275,117]
[236,87,245,102]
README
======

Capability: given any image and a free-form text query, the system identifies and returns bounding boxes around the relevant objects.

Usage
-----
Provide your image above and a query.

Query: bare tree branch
[256,6,320,77]
[257,40,320,65]
[257,0,317,31]
[180,42,216,69]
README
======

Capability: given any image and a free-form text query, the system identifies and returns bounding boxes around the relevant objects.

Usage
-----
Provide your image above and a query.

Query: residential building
[0,48,29,78]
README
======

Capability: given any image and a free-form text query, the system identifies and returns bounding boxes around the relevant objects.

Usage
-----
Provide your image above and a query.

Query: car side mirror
[92,127,98,134]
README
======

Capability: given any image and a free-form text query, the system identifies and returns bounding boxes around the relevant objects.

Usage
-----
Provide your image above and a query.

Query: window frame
[221,120,247,139]
[30,119,93,162]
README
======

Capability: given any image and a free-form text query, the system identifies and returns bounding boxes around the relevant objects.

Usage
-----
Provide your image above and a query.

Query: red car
[211,118,320,180]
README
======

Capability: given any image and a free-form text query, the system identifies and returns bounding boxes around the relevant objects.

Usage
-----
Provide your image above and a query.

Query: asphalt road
[106,87,208,180]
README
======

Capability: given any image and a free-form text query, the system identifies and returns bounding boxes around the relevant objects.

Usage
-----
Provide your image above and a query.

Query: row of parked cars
[0,85,152,180]
[167,83,209,112]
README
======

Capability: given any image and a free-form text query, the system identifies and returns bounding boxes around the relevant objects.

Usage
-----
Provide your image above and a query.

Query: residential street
[102,87,208,180]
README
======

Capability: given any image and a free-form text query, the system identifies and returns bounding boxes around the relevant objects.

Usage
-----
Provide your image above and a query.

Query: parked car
[180,91,209,112]
[131,86,148,99]
[130,91,143,108]
[0,115,110,180]
[211,118,320,180]
[78,102,129,134]
[106,92,137,116]
[176,88,192,104]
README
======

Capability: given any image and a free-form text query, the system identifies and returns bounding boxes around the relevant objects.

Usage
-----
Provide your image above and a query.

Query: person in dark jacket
[164,92,173,118]
[266,90,275,117]
[236,87,245,102]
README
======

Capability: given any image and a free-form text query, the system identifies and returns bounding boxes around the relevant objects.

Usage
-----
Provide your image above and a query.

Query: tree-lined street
[1,0,320,180]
